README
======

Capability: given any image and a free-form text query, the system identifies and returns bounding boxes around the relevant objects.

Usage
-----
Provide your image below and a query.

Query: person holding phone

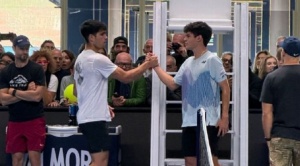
[108,52,147,107]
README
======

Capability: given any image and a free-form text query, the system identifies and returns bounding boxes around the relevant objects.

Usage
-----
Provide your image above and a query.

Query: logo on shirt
[75,62,83,85]
[202,60,206,64]
[9,75,28,89]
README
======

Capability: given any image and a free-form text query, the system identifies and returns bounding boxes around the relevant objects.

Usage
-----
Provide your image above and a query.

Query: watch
[265,138,271,141]
[12,89,17,97]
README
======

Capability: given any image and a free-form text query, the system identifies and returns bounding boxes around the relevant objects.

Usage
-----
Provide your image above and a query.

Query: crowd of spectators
[0,34,287,110]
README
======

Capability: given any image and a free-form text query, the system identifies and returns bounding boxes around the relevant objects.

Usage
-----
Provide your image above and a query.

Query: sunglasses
[37,60,49,65]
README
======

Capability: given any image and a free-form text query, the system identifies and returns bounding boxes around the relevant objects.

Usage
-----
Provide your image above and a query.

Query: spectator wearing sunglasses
[30,51,58,106]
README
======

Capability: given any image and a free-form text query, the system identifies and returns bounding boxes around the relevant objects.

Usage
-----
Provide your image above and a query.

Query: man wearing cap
[261,36,300,166]
[110,36,130,62]
[0,35,46,166]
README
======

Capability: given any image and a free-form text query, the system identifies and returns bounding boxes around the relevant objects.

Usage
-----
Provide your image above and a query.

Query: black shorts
[182,126,219,157]
[79,121,110,153]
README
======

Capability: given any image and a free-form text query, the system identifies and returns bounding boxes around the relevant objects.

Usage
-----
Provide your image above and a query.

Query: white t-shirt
[174,51,227,127]
[47,74,58,93]
[74,50,117,124]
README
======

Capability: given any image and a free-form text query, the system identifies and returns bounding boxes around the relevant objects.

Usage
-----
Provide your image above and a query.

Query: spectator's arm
[44,75,58,106]
[262,102,273,139]
[43,91,56,106]
[8,86,45,102]
[0,88,21,106]
[60,77,67,103]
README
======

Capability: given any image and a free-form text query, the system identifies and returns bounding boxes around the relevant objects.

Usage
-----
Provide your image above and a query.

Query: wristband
[265,138,271,141]
[12,89,17,97]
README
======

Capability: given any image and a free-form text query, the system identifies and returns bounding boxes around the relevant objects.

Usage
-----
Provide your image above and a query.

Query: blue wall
[67,0,108,56]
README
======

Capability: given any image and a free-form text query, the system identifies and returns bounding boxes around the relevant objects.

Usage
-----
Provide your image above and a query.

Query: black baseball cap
[113,36,128,46]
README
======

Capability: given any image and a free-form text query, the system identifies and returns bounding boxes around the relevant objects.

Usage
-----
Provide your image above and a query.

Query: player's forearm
[154,67,178,90]
[221,87,230,118]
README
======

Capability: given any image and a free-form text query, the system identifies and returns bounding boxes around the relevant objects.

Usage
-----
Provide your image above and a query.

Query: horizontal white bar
[166,100,182,104]
[165,158,184,165]
[164,129,182,133]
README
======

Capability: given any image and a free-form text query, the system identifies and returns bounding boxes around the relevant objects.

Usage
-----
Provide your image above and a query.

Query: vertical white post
[293,0,300,37]
[108,0,123,51]
[151,2,167,166]
[60,0,68,50]
[138,0,146,56]
[158,3,167,166]
[240,3,249,166]
[233,3,241,166]
[269,0,290,55]
[233,3,249,166]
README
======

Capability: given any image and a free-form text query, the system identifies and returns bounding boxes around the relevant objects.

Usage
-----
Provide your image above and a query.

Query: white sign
[168,0,233,33]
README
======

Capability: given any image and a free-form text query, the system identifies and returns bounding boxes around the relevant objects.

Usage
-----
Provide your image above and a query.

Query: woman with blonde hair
[252,50,271,75]
[258,55,278,80]
[30,50,58,106]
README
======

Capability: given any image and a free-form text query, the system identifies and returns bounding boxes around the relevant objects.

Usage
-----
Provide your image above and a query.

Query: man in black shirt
[0,35,45,166]
[261,36,300,166]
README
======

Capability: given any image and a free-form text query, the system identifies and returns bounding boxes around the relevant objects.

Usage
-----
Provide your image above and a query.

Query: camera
[172,42,181,51]
[0,33,16,41]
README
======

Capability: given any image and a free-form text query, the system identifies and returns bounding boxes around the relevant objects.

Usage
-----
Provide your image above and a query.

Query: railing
[0,106,267,166]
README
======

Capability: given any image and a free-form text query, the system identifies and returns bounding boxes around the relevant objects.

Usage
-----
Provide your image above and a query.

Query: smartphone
[113,93,120,98]
[0,33,16,41]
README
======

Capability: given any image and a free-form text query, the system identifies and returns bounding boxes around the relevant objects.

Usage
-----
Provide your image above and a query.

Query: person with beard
[110,36,130,62]
[0,35,46,166]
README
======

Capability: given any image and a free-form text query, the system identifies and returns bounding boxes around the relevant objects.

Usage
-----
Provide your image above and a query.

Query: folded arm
[9,86,45,103]
[0,88,21,106]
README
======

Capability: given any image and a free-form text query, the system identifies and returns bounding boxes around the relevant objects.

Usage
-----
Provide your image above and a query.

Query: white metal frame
[150,2,167,166]
[150,2,250,166]
[240,3,250,166]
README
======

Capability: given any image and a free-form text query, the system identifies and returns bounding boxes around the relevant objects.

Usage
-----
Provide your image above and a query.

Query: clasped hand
[145,53,159,68]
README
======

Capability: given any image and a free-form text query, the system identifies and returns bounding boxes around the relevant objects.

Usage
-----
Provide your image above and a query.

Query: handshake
[144,53,159,68]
